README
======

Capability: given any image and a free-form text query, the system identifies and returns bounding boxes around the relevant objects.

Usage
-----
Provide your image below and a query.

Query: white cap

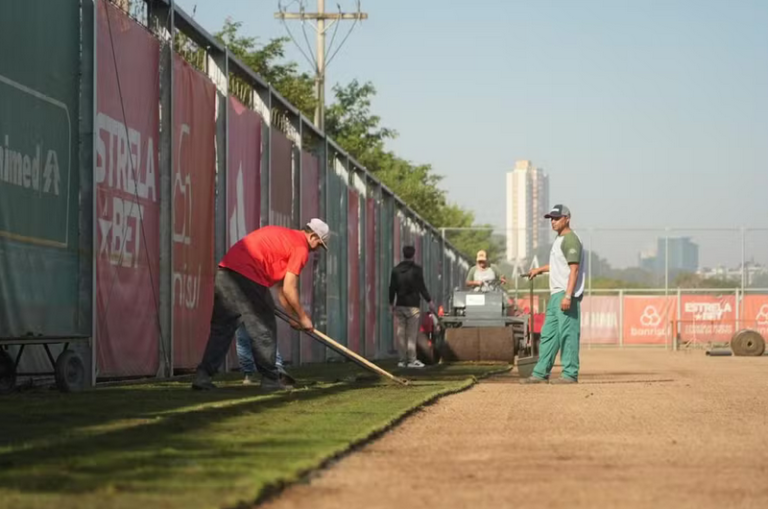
[306,218,330,249]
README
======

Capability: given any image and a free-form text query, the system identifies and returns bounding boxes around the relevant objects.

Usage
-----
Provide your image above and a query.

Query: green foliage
[673,272,740,289]
[325,80,498,261]
[212,22,497,262]
[214,19,317,116]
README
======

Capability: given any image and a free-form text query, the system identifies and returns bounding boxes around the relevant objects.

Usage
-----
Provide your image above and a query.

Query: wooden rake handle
[274,308,408,386]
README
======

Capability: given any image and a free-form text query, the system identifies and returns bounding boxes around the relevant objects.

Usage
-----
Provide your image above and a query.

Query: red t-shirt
[219,226,310,287]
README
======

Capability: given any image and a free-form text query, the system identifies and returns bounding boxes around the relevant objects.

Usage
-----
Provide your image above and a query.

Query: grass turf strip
[0,362,508,509]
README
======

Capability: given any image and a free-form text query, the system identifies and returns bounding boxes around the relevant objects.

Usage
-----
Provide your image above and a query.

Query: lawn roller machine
[421,278,540,376]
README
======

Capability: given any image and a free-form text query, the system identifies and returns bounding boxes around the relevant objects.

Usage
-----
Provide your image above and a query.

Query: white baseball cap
[306,218,330,249]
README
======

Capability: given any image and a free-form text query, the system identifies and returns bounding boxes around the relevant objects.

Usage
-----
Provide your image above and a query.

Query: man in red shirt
[192,219,330,392]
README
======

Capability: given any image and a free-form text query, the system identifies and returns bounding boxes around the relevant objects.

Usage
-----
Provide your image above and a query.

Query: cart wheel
[55,350,86,392]
[0,349,16,395]
[731,330,766,357]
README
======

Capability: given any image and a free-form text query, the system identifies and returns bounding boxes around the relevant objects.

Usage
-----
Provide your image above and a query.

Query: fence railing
[507,287,768,350]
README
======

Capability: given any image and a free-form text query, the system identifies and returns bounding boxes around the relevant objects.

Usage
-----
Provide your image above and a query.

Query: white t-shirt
[549,231,586,298]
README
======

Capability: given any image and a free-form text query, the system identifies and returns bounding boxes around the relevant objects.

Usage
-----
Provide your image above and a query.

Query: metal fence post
[618,289,624,348]
[741,226,746,295]
[86,0,98,386]
[152,0,174,378]
[207,46,228,370]
[664,227,670,296]
[675,287,682,351]
[588,228,593,297]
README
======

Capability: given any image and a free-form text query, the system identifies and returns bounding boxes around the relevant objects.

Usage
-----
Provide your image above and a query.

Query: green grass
[0,361,509,509]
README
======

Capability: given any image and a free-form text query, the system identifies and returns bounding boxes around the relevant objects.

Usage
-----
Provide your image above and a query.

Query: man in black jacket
[389,245,436,368]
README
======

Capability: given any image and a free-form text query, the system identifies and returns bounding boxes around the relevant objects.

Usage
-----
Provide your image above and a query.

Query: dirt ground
[261,350,768,509]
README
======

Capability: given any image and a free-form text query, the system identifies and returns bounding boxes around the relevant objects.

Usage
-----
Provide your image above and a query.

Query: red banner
[270,131,293,228]
[95,1,160,377]
[226,97,261,247]
[171,55,216,369]
[270,130,294,360]
[225,97,262,369]
[581,296,620,345]
[623,296,677,345]
[347,190,361,354]
[677,294,736,344]
[741,295,768,337]
[365,197,378,358]
[300,151,320,362]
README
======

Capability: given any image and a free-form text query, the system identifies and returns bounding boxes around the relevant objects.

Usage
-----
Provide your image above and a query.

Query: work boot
[519,376,547,385]
[191,369,217,390]
[242,373,258,386]
[260,375,293,394]
[549,377,578,385]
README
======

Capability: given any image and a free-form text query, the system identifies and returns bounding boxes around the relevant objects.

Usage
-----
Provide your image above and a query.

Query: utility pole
[275,1,367,131]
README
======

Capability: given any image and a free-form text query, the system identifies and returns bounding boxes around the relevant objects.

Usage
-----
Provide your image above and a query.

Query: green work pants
[532,291,581,381]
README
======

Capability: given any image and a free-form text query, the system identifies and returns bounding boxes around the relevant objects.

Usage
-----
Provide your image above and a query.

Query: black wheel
[0,349,16,395]
[55,350,87,392]
[731,330,766,357]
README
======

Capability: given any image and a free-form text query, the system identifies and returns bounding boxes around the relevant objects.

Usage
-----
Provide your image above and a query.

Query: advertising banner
[95,1,160,376]
[347,190,361,354]
[171,55,216,369]
[623,296,677,345]
[300,151,320,362]
[0,0,81,337]
[678,294,736,344]
[226,97,261,247]
[741,295,768,337]
[581,295,620,345]
[365,196,378,358]
[270,130,294,359]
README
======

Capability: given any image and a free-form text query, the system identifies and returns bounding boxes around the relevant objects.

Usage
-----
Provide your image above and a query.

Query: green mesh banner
[0,0,83,336]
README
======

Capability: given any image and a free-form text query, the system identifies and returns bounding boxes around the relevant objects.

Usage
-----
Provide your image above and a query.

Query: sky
[174,0,768,269]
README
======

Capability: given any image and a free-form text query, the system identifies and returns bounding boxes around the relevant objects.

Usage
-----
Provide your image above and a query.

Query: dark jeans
[197,268,279,380]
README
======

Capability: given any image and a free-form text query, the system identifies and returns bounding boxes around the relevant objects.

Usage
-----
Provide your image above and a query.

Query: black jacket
[389,261,432,308]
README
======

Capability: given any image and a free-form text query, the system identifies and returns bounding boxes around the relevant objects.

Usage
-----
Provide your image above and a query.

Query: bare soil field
[263,350,768,509]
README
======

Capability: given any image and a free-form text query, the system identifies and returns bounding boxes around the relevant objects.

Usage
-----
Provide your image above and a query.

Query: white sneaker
[407,360,426,369]
[397,361,407,368]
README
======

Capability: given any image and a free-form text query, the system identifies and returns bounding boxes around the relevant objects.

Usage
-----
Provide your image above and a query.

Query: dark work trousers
[197,268,279,380]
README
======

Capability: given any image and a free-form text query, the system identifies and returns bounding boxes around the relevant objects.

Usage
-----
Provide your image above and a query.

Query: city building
[638,237,699,274]
[505,160,549,263]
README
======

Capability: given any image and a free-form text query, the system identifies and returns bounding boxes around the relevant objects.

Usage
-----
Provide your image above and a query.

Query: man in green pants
[522,204,585,384]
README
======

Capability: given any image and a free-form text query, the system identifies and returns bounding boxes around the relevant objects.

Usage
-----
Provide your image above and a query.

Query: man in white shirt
[521,204,585,384]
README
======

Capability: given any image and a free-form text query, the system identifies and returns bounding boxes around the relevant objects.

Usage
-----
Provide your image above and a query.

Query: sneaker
[549,377,578,385]
[407,360,426,369]
[191,369,217,390]
[397,361,407,368]
[242,373,258,386]
[519,376,547,385]
[260,376,293,394]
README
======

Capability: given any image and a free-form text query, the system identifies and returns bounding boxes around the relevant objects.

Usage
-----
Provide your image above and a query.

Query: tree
[214,19,316,117]
[325,81,499,260]
[673,272,739,289]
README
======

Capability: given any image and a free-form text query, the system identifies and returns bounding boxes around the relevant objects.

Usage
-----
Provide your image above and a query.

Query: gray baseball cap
[544,204,571,219]
[306,218,330,249]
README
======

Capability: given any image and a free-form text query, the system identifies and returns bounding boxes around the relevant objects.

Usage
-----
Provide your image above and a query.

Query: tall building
[506,160,550,263]
[638,237,699,274]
